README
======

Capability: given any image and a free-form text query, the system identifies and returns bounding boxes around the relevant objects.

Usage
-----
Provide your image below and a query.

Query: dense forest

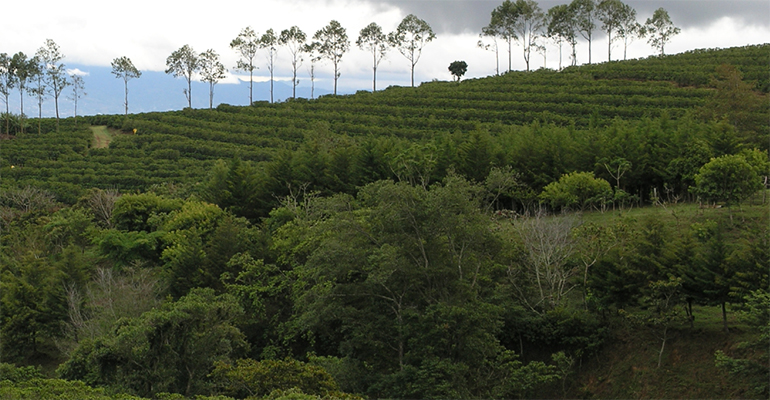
[0,43,768,399]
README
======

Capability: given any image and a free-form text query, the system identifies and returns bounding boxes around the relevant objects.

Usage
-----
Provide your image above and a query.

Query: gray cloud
[375,0,770,35]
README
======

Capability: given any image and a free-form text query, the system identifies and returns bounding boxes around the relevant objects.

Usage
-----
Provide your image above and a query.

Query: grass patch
[90,125,115,149]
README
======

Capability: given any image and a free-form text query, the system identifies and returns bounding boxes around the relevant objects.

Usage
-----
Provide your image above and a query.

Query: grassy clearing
[572,304,762,399]
[90,125,114,149]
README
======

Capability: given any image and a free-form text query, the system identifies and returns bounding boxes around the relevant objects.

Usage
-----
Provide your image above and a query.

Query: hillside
[0,45,768,399]
[1,44,768,205]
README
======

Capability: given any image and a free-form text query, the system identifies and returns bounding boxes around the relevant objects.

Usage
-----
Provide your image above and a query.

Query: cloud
[66,68,90,76]
[371,0,770,34]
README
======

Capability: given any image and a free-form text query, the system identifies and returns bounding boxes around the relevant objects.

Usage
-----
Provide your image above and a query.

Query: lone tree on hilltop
[111,56,141,115]
[448,61,468,82]
[165,44,199,108]
[388,14,436,87]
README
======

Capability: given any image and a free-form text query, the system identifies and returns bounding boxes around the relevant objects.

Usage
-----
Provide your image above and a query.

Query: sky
[2,0,769,110]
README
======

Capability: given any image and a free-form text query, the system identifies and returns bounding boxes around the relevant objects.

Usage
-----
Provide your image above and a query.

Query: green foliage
[693,153,764,206]
[210,358,339,399]
[714,290,770,397]
[111,193,184,232]
[0,363,44,382]
[0,378,146,399]
[58,288,248,398]
[448,61,468,82]
[540,171,613,211]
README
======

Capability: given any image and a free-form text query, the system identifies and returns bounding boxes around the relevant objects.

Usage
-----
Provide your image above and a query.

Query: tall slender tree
[0,53,12,134]
[303,42,320,99]
[546,4,578,69]
[485,0,519,73]
[165,44,199,108]
[67,73,85,123]
[313,20,349,95]
[11,53,36,134]
[388,14,436,87]
[616,3,642,60]
[357,22,388,92]
[644,7,680,55]
[279,26,307,99]
[478,26,501,75]
[198,49,227,109]
[509,0,545,72]
[111,56,142,116]
[29,56,46,134]
[570,0,597,64]
[260,29,279,103]
[597,0,629,61]
[230,27,260,105]
[36,39,68,129]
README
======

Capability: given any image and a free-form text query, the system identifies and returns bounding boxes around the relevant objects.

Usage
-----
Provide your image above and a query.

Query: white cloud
[66,68,89,76]
[2,1,768,94]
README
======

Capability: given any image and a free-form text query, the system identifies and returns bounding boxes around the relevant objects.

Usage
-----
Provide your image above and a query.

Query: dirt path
[90,125,113,149]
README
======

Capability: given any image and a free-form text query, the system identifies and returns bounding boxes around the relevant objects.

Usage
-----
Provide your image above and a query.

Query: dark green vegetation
[0,45,768,399]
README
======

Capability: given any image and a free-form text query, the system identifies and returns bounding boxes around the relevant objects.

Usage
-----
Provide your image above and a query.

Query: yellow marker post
[133,128,137,134]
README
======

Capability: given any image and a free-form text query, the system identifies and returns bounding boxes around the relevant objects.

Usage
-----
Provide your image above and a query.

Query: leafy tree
[165,44,199,108]
[28,55,47,133]
[448,61,468,82]
[356,22,388,92]
[644,7,680,55]
[704,64,768,147]
[58,288,248,398]
[260,29,280,103]
[388,14,436,87]
[596,0,630,61]
[280,177,506,397]
[569,0,597,64]
[539,171,613,211]
[110,56,142,115]
[693,153,763,207]
[230,26,260,104]
[11,52,37,134]
[485,0,519,72]
[714,290,770,398]
[198,49,227,109]
[615,1,641,60]
[313,20,349,95]
[1,255,66,362]
[625,277,687,368]
[67,73,86,121]
[0,53,12,134]
[36,39,68,129]
[210,358,340,399]
[546,4,577,69]
[509,0,545,72]
[279,26,307,99]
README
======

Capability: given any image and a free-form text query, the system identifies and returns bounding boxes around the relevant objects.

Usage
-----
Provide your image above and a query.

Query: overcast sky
[3,0,769,94]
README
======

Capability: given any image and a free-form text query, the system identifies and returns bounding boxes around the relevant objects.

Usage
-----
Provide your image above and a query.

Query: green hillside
[0,45,768,399]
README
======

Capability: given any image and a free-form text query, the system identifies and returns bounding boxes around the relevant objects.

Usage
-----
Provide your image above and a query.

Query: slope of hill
[1,44,767,205]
